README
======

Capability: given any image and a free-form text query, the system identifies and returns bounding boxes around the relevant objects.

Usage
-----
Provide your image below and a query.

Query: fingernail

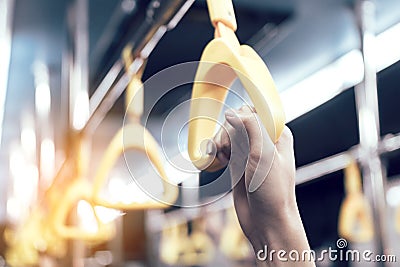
[242,105,255,114]
[224,109,236,118]
[206,139,216,155]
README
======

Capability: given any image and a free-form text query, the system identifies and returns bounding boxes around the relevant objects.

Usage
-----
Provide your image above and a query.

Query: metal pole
[0,0,15,223]
[0,0,14,147]
[355,0,389,263]
[294,132,400,185]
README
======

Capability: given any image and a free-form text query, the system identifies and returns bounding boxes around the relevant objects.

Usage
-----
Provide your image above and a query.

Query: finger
[225,107,276,193]
[224,109,250,155]
[225,106,272,157]
[275,126,295,162]
[231,173,252,232]
[212,120,233,165]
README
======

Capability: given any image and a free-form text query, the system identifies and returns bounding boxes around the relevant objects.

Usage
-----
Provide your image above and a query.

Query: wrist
[250,202,312,256]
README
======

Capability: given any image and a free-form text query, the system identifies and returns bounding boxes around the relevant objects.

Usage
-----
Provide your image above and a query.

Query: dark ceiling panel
[378,61,400,136]
[288,89,359,167]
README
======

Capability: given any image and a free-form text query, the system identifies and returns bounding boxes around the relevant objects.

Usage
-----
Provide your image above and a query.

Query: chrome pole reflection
[355,0,389,264]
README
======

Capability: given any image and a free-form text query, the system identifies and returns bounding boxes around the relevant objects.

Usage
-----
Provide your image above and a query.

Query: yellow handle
[160,220,214,266]
[338,161,374,243]
[5,243,39,267]
[92,123,178,210]
[160,222,188,265]
[92,45,177,210]
[4,216,41,267]
[181,230,215,266]
[219,208,251,260]
[4,208,68,266]
[188,35,285,171]
[125,76,144,118]
[206,0,237,31]
[123,45,145,118]
[50,179,116,243]
[344,160,362,195]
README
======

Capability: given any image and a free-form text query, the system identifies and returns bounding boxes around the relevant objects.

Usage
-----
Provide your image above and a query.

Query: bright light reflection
[94,206,124,224]
[9,146,25,178]
[124,182,149,204]
[6,197,22,223]
[72,90,90,130]
[20,125,36,159]
[281,49,364,122]
[106,174,164,204]
[40,138,55,187]
[13,163,38,205]
[387,186,400,207]
[35,83,51,116]
[280,21,400,122]
[376,22,400,71]
[77,200,98,233]
[8,145,39,223]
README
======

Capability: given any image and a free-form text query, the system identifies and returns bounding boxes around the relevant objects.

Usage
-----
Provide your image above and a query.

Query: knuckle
[281,126,294,144]
[249,148,262,164]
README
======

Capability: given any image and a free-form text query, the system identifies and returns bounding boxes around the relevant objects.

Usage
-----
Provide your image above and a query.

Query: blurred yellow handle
[338,161,374,243]
[219,208,251,260]
[92,123,178,209]
[50,179,116,243]
[92,46,178,210]
[160,222,188,265]
[188,0,285,171]
[182,219,214,266]
[160,219,214,266]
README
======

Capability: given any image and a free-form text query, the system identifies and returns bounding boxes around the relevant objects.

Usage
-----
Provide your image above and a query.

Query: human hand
[211,106,314,266]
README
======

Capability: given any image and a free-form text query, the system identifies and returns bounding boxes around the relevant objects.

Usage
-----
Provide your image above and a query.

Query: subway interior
[0,0,400,266]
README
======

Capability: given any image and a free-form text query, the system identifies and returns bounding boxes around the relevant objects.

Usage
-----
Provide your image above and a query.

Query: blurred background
[0,0,400,266]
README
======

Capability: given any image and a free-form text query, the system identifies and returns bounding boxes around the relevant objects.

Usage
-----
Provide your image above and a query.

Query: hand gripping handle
[188,38,285,171]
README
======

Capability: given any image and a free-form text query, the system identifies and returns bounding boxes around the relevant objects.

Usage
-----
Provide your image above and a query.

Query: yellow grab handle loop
[50,179,116,243]
[188,29,285,171]
[219,208,251,260]
[344,160,362,194]
[91,46,177,210]
[123,45,146,119]
[5,243,39,267]
[181,231,215,266]
[125,77,144,119]
[338,161,374,243]
[396,207,400,234]
[8,208,67,259]
[92,123,178,210]
[181,219,214,266]
[160,222,189,265]
[4,211,46,266]
[160,220,214,266]
[206,0,237,32]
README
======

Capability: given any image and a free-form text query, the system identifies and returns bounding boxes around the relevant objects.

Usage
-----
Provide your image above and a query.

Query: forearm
[251,204,316,267]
